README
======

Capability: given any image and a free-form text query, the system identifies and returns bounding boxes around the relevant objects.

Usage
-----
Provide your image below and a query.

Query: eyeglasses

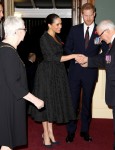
[99,29,108,37]
[94,29,108,45]
[17,28,27,32]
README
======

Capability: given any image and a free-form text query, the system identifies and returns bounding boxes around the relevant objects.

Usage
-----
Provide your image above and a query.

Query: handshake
[74,54,88,67]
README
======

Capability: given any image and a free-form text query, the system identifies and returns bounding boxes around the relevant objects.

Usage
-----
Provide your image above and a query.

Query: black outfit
[29,32,76,123]
[88,38,115,148]
[64,23,108,141]
[26,60,37,92]
[0,42,28,148]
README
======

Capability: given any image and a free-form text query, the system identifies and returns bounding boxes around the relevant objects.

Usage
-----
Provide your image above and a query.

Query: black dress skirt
[29,32,76,123]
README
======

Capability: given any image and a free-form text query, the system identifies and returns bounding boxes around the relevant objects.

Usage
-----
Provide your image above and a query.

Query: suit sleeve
[40,36,62,62]
[0,47,28,100]
[88,54,106,68]
[101,41,109,55]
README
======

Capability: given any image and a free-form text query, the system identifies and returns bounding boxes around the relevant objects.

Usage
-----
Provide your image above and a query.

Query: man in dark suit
[26,52,37,92]
[64,3,108,143]
[76,19,115,150]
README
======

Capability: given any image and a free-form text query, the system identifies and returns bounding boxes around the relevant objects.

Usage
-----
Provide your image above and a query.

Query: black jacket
[88,38,115,106]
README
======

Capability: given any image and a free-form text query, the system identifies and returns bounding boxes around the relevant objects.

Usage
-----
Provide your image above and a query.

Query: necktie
[109,43,112,49]
[85,27,89,49]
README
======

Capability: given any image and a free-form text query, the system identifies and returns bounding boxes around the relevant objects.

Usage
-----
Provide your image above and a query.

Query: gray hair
[4,16,24,37]
[97,20,115,31]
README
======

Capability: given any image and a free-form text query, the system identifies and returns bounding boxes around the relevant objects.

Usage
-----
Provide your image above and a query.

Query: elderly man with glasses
[76,19,115,150]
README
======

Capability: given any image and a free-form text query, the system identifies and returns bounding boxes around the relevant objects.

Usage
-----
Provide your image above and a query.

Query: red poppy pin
[94,30,98,34]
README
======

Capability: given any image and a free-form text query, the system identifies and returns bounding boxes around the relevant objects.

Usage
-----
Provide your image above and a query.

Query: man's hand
[75,54,88,66]
[81,62,88,67]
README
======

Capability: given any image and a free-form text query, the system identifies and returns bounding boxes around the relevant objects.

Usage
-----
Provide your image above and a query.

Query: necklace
[0,44,25,66]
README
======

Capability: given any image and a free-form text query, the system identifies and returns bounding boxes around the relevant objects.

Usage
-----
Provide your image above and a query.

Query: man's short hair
[81,3,96,13]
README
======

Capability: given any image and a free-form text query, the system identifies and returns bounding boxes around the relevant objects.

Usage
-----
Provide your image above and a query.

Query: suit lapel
[108,38,115,53]
[81,24,85,40]
[91,25,97,38]
[84,24,97,50]
[80,24,86,51]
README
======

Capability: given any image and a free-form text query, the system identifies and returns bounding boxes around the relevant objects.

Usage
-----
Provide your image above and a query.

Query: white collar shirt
[111,34,115,44]
[84,23,95,39]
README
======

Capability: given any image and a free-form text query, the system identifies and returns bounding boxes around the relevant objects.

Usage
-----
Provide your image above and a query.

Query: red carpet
[17,117,114,150]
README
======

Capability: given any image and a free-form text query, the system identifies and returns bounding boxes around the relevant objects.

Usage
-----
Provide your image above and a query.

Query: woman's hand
[23,93,44,109]
[33,98,44,109]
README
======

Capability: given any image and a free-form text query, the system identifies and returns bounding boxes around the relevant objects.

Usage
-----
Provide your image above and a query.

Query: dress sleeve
[0,47,28,100]
[40,35,62,62]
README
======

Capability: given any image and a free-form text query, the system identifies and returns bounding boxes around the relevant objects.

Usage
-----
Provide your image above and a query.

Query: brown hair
[81,3,96,14]
[0,2,3,7]
[28,53,36,59]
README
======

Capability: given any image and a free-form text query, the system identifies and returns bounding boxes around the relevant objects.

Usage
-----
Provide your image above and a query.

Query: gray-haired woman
[0,16,44,150]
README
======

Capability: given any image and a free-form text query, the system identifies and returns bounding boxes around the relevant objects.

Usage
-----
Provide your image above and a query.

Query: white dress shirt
[111,34,115,43]
[84,23,95,39]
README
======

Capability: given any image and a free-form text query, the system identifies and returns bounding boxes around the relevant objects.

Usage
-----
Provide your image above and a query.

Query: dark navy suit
[88,38,115,148]
[64,23,108,135]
